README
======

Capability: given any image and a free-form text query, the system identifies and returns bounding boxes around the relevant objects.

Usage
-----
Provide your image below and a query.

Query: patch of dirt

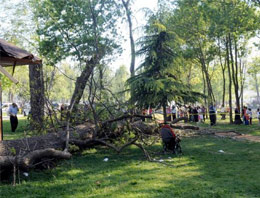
[232,134,260,143]
[209,130,260,143]
[176,124,260,143]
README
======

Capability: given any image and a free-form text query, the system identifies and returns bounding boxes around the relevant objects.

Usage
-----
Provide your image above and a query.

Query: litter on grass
[103,158,109,162]
[218,150,225,153]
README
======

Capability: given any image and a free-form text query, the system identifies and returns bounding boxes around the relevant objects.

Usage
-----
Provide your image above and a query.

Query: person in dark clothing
[209,105,216,126]
[201,106,206,122]
[193,107,198,122]
[160,124,176,152]
[172,105,176,121]
[188,106,192,122]
[234,108,242,124]
[8,103,19,132]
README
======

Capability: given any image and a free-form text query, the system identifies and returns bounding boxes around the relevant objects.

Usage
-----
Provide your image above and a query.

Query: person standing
[209,104,216,126]
[220,105,226,120]
[171,105,176,121]
[198,106,204,123]
[248,108,253,125]
[257,108,260,125]
[201,106,206,122]
[8,103,19,132]
[193,107,199,123]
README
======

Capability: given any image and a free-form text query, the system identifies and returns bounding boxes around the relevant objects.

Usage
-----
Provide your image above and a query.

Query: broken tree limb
[0,149,71,170]
[0,120,160,178]
[102,114,152,126]
[171,117,188,124]
[171,125,199,130]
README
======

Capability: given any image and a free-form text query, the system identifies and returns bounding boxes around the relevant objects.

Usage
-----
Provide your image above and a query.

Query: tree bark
[229,35,241,123]
[225,37,233,123]
[218,38,226,107]
[29,63,45,129]
[198,45,215,106]
[121,0,135,76]
[69,56,99,115]
[163,101,167,123]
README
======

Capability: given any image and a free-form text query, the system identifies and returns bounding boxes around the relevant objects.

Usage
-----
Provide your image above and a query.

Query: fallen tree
[0,114,158,181]
[0,114,196,183]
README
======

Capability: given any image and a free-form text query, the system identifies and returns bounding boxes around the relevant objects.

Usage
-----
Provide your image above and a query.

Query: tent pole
[0,81,3,141]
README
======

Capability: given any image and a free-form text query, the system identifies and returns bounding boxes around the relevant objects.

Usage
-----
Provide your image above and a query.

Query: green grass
[3,116,29,140]
[1,136,260,198]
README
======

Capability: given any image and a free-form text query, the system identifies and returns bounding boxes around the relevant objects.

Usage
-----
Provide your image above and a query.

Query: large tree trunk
[218,38,226,107]
[29,63,45,129]
[163,101,167,123]
[0,119,159,178]
[198,45,215,106]
[69,56,99,115]
[229,35,241,123]
[225,38,233,123]
[121,0,135,76]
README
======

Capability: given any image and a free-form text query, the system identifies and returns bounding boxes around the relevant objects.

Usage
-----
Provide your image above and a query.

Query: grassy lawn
[1,136,260,198]
[3,116,29,140]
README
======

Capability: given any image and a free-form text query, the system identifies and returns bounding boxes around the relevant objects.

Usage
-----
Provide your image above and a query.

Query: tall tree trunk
[233,38,240,112]
[225,38,233,123]
[162,102,167,124]
[229,35,241,123]
[239,60,246,116]
[121,0,135,76]
[198,45,215,106]
[29,63,45,129]
[229,35,239,110]
[217,38,226,107]
[202,69,208,119]
[69,56,99,114]
[221,66,226,107]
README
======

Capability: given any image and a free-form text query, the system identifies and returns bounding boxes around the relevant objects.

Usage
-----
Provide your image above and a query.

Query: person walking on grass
[248,108,253,125]
[8,103,19,132]
[257,108,260,125]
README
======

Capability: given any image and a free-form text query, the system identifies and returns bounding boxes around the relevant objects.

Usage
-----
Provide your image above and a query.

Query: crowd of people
[169,105,217,126]
[143,104,260,126]
[241,106,260,125]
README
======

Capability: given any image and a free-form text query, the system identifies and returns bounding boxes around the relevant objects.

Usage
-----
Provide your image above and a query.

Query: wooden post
[0,81,3,141]
[0,65,19,141]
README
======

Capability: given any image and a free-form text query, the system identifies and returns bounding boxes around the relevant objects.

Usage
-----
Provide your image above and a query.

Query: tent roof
[0,38,42,66]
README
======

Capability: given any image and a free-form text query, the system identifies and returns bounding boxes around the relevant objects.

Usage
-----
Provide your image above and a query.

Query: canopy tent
[0,38,42,67]
[0,38,42,140]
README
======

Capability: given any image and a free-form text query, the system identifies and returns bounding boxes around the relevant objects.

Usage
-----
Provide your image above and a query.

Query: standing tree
[121,0,136,77]
[128,23,202,123]
[31,0,122,116]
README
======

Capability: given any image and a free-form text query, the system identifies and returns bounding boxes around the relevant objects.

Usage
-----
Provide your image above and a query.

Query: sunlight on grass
[3,116,29,140]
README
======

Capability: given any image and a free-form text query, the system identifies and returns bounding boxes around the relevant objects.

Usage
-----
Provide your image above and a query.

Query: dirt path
[175,123,260,143]
[197,128,260,143]
[214,132,260,143]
